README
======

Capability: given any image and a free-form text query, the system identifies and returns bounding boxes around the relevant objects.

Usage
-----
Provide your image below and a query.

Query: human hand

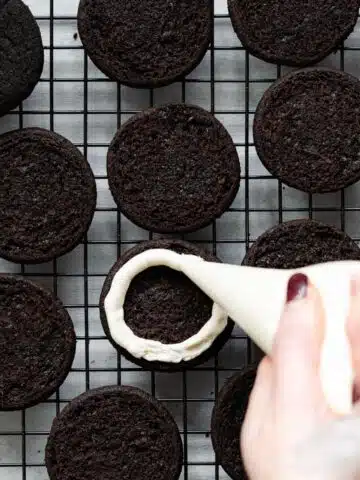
[241,273,360,480]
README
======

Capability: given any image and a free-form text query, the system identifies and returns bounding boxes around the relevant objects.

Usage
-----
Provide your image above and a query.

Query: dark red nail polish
[286,273,308,303]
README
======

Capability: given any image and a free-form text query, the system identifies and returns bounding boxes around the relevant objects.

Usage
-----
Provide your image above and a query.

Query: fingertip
[274,281,324,364]
[272,281,326,410]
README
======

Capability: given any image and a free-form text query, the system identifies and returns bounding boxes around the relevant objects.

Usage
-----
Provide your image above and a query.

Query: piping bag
[178,256,360,416]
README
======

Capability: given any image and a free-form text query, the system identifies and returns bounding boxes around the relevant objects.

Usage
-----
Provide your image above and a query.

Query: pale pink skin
[241,277,360,480]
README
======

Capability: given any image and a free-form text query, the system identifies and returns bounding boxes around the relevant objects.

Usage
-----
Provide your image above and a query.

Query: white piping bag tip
[180,254,290,354]
[180,256,360,415]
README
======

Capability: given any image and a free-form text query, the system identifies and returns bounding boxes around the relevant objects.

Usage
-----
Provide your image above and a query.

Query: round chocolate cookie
[0,128,96,264]
[77,0,211,88]
[254,68,360,193]
[107,104,240,233]
[0,0,43,116]
[211,365,257,480]
[100,239,234,370]
[228,0,359,67]
[0,275,76,411]
[243,219,360,269]
[45,385,183,480]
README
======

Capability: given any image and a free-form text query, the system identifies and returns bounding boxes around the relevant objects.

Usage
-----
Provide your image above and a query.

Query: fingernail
[350,274,360,297]
[286,273,308,303]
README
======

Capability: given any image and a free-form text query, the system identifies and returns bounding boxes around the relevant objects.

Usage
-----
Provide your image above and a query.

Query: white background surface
[1,1,360,479]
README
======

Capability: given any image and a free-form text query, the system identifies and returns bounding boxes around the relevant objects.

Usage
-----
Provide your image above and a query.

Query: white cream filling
[104,249,228,363]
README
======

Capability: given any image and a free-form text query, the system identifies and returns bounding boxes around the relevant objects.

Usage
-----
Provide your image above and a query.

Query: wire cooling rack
[1,1,360,479]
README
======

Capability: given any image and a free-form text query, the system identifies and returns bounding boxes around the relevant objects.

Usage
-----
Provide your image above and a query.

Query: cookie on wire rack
[0,0,43,116]
[107,104,240,234]
[45,385,183,480]
[211,365,257,480]
[100,239,234,371]
[228,0,359,67]
[0,275,76,411]
[253,68,360,194]
[243,219,360,269]
[242,218,360,362]
[77,0,212,88]
[0,128,97,264]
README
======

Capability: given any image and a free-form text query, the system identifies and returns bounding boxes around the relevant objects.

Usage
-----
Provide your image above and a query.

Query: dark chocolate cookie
[107,104,240,233]
[0,128,97,264]
[254,68,360,193]
[45,385,183,480]
[77,0,211,88]
[243,219,360,269]
[0,0,44,116]
[0,275,76,411]
[228,0,359,67]
[211,365,257,480]
[100,239,234,371]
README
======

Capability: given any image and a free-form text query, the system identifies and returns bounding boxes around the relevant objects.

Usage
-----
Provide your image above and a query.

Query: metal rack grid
[1,0,360,478]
